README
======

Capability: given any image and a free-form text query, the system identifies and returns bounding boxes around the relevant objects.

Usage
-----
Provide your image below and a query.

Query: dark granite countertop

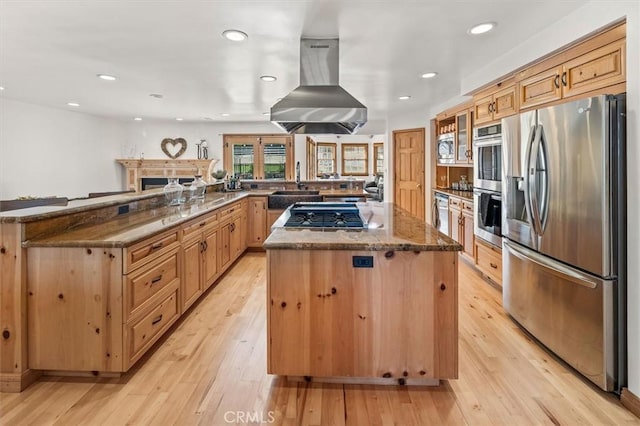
[263,202,462,252]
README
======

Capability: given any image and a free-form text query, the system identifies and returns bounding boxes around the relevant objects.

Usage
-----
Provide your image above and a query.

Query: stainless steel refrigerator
[502,94,626,392]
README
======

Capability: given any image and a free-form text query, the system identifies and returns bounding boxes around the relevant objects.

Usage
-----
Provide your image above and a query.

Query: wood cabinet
[181,212,219,312]
[448,196,474,259]
[267,209,285,236]
[27,228,182,372]
[473,84,518,126]
[24,197,250,376]
[474,238,502,285]
[248,197,268,248]
[219,201,245,271]
[267,249,458,380]
[518,39,626,110]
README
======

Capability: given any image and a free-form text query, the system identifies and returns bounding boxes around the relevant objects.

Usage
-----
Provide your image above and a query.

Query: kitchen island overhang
[264,202,462,385]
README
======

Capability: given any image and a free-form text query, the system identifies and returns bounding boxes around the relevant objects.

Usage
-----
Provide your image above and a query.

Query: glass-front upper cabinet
[456,110,472,164]
[224,134,294,180]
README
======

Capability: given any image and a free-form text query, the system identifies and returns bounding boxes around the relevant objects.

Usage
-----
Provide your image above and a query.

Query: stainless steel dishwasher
[433,193,449,236]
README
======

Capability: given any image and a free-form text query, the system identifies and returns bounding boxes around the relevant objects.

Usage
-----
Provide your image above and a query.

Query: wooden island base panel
[264,202,462,384]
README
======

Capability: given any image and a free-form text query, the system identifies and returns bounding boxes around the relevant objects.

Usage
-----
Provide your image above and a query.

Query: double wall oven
[473,122,504,247]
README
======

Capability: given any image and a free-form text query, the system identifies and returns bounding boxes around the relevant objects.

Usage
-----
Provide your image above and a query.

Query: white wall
[0,98,127,200]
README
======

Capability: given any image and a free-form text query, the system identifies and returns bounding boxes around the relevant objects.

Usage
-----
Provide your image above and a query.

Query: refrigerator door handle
[503,241,598,289]
[523,124,537,235]
[528,125,544,236]
[537,125,550,233]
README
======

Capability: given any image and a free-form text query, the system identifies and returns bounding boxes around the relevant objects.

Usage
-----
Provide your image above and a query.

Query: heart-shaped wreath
[161,138,188,159]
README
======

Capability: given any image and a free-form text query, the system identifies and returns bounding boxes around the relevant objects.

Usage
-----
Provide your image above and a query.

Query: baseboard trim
[286,375,440,386]
[0,369,42,393]
[621,387,640,419]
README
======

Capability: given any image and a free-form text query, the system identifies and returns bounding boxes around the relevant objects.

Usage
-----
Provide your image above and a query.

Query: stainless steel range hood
[271,38,367,134]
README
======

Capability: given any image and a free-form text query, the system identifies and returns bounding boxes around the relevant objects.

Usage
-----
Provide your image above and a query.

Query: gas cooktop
[283,203,366,229]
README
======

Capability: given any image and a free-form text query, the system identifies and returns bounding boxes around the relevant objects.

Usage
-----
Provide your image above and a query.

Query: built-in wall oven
[473,123,502,193]
[473,122,503,247]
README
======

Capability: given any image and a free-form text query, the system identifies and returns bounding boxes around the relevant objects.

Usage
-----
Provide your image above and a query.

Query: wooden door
[462,209,474,258]
[449,206,461,244]
[219,221,231,270]
[562,39,625,99]
[473,95,494,126]
[493,85,518,120]
[518,66,563,110]
[393,128,425,220]
[203,229,218,289]
[247,197,267,247]
[182,238,203,311]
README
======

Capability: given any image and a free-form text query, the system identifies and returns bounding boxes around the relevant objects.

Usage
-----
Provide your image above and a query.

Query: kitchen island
[264,202,462,385]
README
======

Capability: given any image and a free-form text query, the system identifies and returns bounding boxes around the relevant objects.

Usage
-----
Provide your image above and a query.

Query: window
[316,143,337,177]
[341,143,369,176]
[223,135,294,180]
[373,143,384,175]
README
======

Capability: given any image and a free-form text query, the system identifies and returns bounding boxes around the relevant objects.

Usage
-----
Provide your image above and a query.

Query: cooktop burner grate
[283,203,366,229]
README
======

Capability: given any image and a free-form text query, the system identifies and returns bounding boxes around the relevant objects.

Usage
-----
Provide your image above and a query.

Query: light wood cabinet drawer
[449,197,462,208]
[125,230,179,273]
[218,202,241,219]
[462,200,474,212]
[181,213,218,241]
[125,250,179,320]
[126,288,179,367]
[475,240,502,284]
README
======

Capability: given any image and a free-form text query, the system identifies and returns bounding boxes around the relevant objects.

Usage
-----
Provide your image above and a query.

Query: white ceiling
[0,0,589,130]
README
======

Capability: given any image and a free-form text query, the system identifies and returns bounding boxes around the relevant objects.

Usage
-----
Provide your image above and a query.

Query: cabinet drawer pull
[554,74,560,89]
[561,71,567,87]
[200,242,205,253]
[199,221,206,227]
[150,242,163,251]
[151,275,163,284]
[151,314,163,325]
[203,241,208,251]
[490,262,498,269]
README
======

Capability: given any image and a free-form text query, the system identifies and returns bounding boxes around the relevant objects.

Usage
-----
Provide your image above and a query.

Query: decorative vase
[163,178,184,206]
[189,175,207,200]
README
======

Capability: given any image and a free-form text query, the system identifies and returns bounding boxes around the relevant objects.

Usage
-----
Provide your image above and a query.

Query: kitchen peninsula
[264,202,462,384]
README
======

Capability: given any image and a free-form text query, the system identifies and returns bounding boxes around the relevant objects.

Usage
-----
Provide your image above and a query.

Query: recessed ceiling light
[221,113,230,117]
[222,29,248,42]
[262,112,270,116]
[0,86,4,91]
[97,74,117,81]
[133,117,142,121]
[421,72,438,79]
[67,102,80,107]
[468,22,496,35]
[176,117,183,121]
[398,96,411,100]
[149,93,163,99]
[203,117,214,121]
[260,75,277,82]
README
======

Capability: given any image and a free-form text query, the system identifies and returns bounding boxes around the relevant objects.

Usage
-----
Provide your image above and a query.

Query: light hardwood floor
[0,252,637,425]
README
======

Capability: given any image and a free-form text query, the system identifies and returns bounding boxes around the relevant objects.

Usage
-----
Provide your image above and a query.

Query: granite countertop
[23,192,248,248]
[433,188,474,201]
[263,202,462,252]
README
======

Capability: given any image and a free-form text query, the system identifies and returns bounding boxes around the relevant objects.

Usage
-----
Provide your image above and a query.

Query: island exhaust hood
[270,38,367,134]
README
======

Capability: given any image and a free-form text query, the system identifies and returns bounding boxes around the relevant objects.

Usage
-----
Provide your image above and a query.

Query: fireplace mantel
[116,159,218,192]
